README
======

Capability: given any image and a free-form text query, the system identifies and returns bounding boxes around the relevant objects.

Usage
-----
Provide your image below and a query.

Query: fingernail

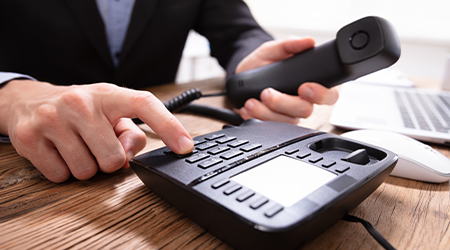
[302,86,313,98]
[240,107,248,117]
[178,135,194,153]
[260,88,271,102]
[245,100,255,111]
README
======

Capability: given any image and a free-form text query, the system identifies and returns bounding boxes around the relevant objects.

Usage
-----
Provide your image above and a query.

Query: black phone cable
[132,88,243,126]
[342,214,396,250]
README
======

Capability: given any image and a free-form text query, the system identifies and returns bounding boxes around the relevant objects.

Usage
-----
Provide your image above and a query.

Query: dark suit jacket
[0,0,272,89]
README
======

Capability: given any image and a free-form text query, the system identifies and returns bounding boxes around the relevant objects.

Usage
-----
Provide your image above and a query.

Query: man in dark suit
[0,0,338,182]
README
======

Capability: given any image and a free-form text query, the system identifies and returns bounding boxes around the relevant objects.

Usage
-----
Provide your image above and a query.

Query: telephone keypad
[220,150,244,160]
[228,139,249,148]
[193,140,206,146]
[207,146,230,155]
[186,153,210,163]
[199,158,223,169]
[197,142,218,151]
[216,136,236,144]
[205,134,225,141]
[240,143,262,152]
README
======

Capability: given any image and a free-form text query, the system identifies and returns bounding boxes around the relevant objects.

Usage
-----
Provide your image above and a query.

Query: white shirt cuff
[0,72,36,85]
[0,72,35,143]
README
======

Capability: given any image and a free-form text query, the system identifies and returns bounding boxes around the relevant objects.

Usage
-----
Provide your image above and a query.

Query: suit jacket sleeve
[193,0,273,78]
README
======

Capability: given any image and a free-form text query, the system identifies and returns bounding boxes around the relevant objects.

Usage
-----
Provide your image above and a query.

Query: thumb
[114,118,147,168]
[236,37,315,74]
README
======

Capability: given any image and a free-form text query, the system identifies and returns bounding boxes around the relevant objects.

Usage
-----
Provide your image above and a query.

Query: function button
[199,158,223,169]
[236,190,255,202]
[309,156,323,163]
[336,166,350,173]
[196,142,218,151]
[350,31,369,50]
[297,152,311,159]
[250,197,269,209]
[220,150,244,160]
[240,143,262,152]
[186,153,210,163]
[205,134,225,141]
[193,140,206,146]
[207,146,230,155]
[212,178,230,189]
[264,204,284,218]
[216,136,236,144]
[228,139,249,148]
[322,160,336,168]
[224,184,242,195]
[285,149,299,155]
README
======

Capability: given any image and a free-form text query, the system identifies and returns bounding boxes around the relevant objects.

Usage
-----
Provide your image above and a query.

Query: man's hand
[235,37,339,124]
[0,80,194,182]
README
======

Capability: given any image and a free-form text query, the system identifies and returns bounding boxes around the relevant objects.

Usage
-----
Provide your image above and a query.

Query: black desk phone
[130,120,398,249]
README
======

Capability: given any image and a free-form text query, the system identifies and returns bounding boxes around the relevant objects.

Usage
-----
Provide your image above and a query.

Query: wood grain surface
[1,78,449,250]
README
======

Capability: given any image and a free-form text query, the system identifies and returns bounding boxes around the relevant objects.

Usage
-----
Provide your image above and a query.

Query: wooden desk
[1,78,449,249]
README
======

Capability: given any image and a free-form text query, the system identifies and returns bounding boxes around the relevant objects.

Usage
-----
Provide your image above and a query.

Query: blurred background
[176,0,450,86]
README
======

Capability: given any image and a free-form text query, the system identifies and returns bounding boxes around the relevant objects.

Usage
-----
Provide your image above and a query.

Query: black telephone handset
[226,16,401,108]
[130,120,398,250]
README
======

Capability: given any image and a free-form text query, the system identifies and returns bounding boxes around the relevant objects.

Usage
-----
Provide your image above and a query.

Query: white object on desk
[341,129,450,183]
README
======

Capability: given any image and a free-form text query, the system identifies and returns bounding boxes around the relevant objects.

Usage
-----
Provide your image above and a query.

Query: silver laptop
[330,80,450,146]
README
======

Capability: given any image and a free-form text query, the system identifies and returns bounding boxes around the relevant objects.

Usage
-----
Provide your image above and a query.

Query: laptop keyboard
[395,89,450,133]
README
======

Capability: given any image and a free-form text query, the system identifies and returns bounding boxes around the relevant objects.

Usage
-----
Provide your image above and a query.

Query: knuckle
[131,91,158,110]
[59,89,94,118]
[47,171,71,183]
[35,104,59,124]
[72,165,98,181]
[99,153,127,173]
[157,112,180,130]
[135,129,147,145]
[299,105,313,118]
[13,121,40,146]
[258,41,275,54]
[92,82,118,93]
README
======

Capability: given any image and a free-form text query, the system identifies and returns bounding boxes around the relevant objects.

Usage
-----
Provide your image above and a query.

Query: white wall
[176,0,450,83]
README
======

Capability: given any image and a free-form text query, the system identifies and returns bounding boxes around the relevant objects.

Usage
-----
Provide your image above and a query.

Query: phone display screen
[231,155,337,207]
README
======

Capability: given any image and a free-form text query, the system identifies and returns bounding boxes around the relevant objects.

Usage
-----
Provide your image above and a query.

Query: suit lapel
[119,0,161,65]
[64,0,114,70]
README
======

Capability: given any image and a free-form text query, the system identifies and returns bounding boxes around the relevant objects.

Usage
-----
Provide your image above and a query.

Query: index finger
[99,85,194,154]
